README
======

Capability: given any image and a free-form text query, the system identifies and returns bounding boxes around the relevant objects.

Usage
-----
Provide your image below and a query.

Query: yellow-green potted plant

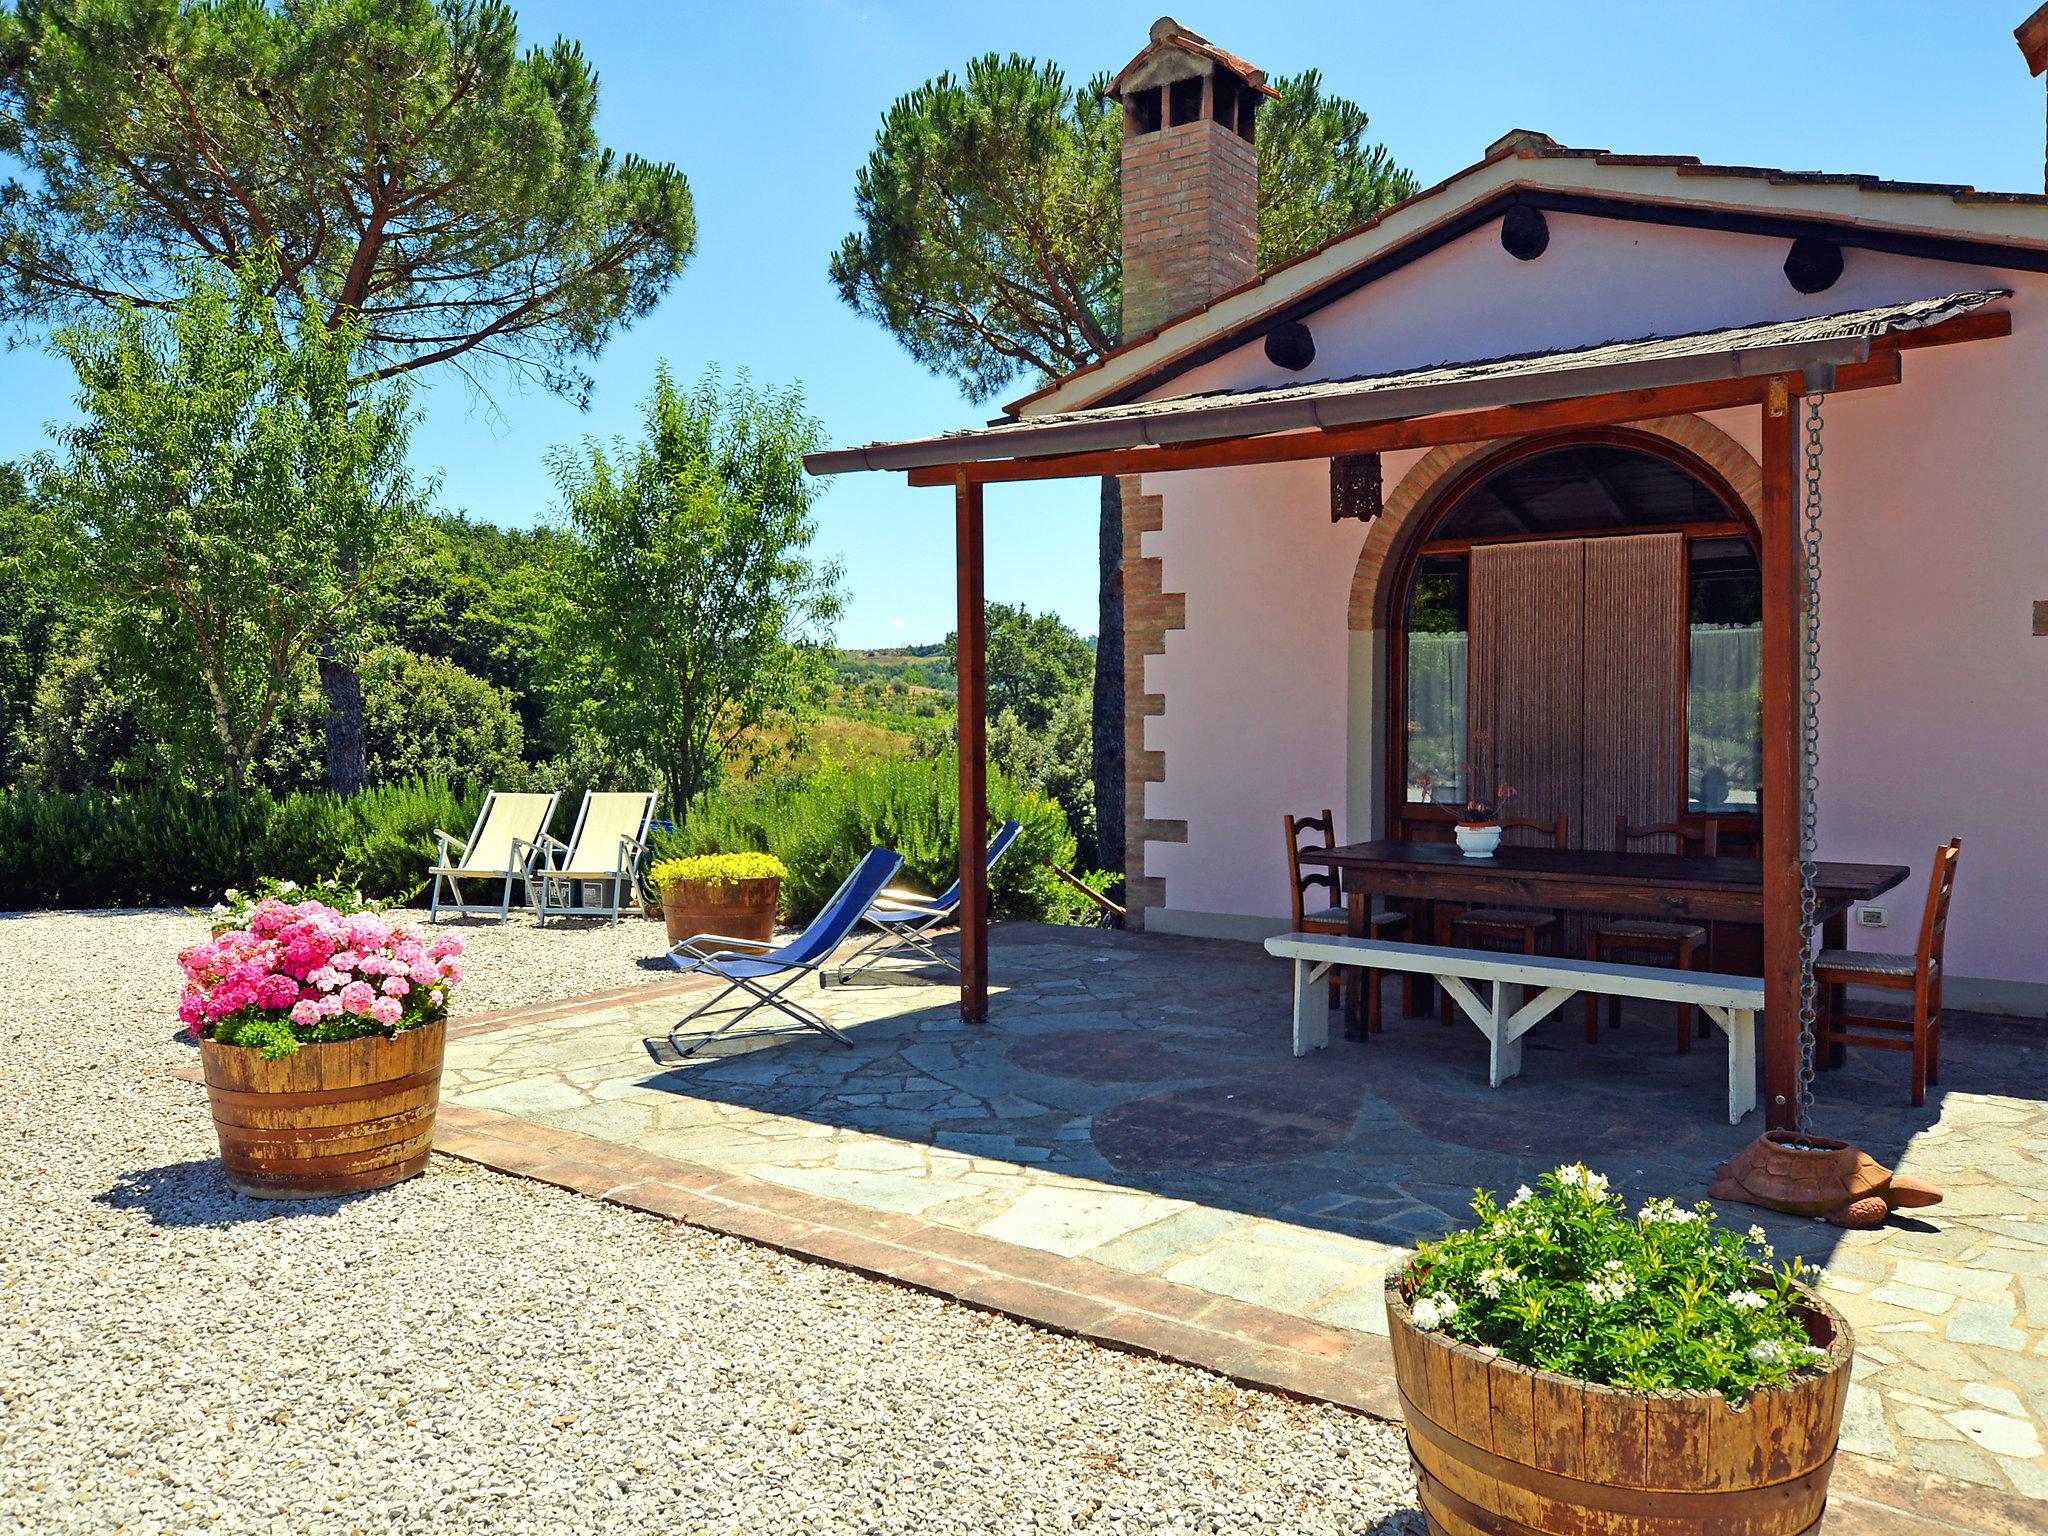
[1387,1164,1850,1536]
[650,852,787,946]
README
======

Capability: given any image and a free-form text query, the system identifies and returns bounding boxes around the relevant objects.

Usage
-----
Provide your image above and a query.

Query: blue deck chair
[834,820,1024,983]
[663,846,905,1058]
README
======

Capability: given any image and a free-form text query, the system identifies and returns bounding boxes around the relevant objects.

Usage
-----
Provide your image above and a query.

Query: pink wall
[1134,214,2047,1002]
[1140,458,1366,917]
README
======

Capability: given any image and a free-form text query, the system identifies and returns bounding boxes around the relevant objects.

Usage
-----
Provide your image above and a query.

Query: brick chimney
[1109,18,1275,339]
[2018,5,2048,191]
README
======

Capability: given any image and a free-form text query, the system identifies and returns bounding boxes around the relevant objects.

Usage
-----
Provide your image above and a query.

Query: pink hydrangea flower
[181,896,458,1042]
[256,974,299,1010]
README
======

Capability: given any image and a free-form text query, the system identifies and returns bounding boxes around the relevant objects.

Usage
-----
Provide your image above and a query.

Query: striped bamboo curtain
[1469,534,1685,849]
[1470,539,1585,846]
[1582,534,1686,850]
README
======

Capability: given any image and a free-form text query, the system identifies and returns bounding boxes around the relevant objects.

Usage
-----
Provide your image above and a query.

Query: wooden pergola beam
[903,310,2006,488]
[955,473,990,1023]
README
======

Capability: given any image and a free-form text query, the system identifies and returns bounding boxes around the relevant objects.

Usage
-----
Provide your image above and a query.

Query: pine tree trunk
[1091,473,1124,886]
[319,639,369,795]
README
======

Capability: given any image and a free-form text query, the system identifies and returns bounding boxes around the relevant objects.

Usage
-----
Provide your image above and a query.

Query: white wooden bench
[1262,933,1766,1124]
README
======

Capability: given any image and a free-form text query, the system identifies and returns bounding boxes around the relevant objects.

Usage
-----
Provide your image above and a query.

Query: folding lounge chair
[529,789,659,926]
[664,846,905,1058]
[835,819,1023,982]
[427,790,561,922]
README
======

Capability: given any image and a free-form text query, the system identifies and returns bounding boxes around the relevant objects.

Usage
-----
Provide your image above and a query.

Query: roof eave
[1009,150,2048,420]
[805,333,1874,478]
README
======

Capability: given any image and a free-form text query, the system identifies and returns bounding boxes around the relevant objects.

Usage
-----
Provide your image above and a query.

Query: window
[1430,444,1734,542]
[1393,439,1759,831]
[1403,555,1467,804]
[1686,536,1763,812]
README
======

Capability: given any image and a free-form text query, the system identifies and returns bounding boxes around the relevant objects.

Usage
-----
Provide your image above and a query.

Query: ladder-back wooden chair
[1285,810,1406,1036]
[1816,838,1960,1108]
[1435,813,1569,1027]
[1586,816,1717,1052]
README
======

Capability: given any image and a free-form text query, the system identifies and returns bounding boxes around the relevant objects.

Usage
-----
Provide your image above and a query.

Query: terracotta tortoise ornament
[1710,1130,1942,1229]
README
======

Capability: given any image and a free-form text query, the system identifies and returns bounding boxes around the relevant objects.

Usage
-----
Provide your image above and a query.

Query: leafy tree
[0,462,71,782]
[38,258,423,797]
[547,366,845,816]
[361,646,525,786]
[1252,70,1417,271]
[0,0,697,788]
[20,636,328,793]
[371,512,567,755]
[946,602,1092,732]
[831,57,1414,402]
[988,694,1096,863]
[833,53,1416,883]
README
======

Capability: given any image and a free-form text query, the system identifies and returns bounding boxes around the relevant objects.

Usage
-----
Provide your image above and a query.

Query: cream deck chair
[428,790,560,922]
[530,789,660,926]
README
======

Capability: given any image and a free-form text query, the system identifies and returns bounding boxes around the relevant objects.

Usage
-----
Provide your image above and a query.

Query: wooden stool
[1587,817,1715,1053]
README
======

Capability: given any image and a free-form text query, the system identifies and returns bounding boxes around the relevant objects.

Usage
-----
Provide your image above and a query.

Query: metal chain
[1794,394,1826,1135]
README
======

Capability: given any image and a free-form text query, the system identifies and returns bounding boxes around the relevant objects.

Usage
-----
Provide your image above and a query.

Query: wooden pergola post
[955,472,990,1023]
[1758,377,1806,1130]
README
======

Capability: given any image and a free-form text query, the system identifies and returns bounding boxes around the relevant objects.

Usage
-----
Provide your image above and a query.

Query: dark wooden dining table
[1296,840,1911,1038]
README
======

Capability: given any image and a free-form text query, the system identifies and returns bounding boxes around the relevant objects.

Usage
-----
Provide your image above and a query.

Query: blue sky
[2,2,2041,645]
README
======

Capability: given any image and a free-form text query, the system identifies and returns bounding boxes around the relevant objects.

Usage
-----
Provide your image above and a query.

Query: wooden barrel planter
[199,1020,446,1199]
[1387,1282,1852,1536]
[660,876,780,947]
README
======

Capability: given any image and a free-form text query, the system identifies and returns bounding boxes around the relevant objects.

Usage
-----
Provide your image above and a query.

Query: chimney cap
[2019,3,2048,75]
[1487,128,1562,157]
[1107,17,1280,101]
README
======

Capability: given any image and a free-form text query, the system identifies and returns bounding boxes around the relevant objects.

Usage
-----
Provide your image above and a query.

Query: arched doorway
[1385,432,1763,850]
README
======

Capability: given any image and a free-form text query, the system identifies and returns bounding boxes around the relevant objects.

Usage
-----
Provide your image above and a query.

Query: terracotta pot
[1386,1281,1852,1536]
[199,1020,446,1199]
[661,875,780,947]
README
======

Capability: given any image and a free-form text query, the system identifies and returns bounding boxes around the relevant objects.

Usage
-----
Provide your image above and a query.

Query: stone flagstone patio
[438,921,2048,1518]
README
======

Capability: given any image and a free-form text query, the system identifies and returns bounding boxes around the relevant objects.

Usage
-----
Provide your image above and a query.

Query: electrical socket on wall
[1857,907,1888,928]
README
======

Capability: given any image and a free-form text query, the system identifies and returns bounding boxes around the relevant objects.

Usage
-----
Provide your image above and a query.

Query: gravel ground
[1,909,1422,1536]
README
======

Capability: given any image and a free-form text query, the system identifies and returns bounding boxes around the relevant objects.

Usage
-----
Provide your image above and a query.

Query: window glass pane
[1687,537,1762,812]
[1405,555,1467,804]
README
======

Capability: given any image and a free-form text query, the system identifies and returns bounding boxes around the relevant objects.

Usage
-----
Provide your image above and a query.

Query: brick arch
[1346,415,1764,632]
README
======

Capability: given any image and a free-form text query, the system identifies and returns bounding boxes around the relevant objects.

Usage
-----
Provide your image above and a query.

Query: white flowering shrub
[1394,1164,1832,1397]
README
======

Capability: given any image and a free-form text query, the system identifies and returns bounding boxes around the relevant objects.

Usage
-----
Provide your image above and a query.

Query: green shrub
[362,646,526,787]
[1396,1164,1827,1399]
[655,754,1096,926]
[0,778,477,909]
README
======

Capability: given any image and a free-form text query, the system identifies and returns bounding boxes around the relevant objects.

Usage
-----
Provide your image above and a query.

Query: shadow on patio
[441,920,2048,1499]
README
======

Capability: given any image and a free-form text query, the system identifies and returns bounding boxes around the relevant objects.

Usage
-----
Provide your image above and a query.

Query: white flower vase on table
[1453,821,1501,859]
[1451,777,1517,857]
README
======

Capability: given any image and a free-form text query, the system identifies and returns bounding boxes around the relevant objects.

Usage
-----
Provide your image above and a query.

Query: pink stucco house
[812,17,2048,1123]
